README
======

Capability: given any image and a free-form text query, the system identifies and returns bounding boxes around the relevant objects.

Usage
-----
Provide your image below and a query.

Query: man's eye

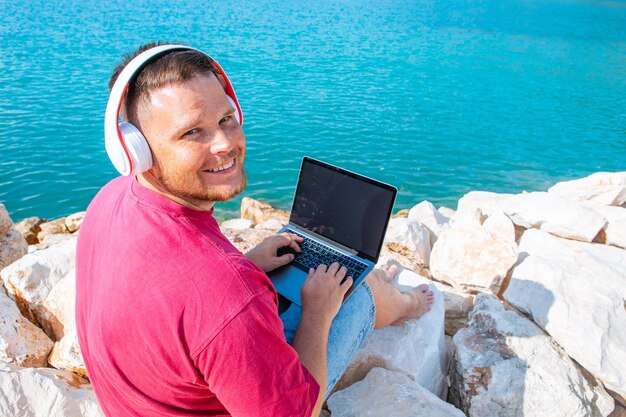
[183,128,199,137]
[220,115,233,124]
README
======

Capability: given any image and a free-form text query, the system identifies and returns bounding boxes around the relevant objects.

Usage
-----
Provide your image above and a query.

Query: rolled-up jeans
[279,282,376,397]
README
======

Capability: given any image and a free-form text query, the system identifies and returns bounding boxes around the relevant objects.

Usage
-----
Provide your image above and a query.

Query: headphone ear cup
[226,96,241,125]
[119,122,153,175]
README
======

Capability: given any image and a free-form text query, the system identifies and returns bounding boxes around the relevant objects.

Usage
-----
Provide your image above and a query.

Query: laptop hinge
[288,223,359,256]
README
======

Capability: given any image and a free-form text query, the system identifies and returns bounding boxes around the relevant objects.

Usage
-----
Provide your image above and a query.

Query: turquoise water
[1,0,625,222]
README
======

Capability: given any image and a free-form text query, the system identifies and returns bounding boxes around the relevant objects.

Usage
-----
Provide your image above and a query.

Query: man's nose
[210,129,234,154]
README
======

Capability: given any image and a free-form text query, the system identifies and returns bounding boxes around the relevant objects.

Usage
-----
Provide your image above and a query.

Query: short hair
[109,42,221,124]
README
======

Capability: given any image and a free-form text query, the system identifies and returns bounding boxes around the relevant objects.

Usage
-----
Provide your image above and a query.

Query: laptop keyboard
[286,230,368,279]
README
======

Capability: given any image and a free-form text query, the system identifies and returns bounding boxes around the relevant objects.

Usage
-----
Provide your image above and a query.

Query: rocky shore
[0,171,625,417]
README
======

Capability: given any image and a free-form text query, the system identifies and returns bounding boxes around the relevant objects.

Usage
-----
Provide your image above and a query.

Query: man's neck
[136,173,215,212]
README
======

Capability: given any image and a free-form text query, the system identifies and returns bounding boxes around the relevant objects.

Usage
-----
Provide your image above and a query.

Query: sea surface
[1,0,625,222]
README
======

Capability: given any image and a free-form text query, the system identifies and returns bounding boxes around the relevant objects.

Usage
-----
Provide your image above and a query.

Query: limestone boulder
[222,227,274,254]
[0,228,28,270]
[0,362,103,417]
[14,217,46,245]
[430,218,518,293]
[384,217,431,265]
[38,217,70,244]
[33,232,75,250]
[220,218,253,230]
[0,236,77,327]
[502,191,606,242]
[503,229,626,398]
[254,218,284,232]
[240,197,289,224]
[328,367,465,417]
[483,211,516,243]
[432,281,474,336]
[452,294,614,417]
[438,206,456,218]
[584,203,626,249]
[1,203,28,269]
[41,268,76,341]
[0,289,53,367]
[548,171,626,206]
[48,331,87,379]
[456,191,514,220]
[393,208,410,218]
[65,212,85,233]
[0,205,12,237]
[379,244,432,279]
[407,200,451,245]
[335,267,447,398]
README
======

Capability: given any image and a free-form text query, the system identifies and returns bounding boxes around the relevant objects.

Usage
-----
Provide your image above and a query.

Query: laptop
[269,157,397,306]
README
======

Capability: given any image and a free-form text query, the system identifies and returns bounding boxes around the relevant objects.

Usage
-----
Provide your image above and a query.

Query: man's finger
[335,266,348,280]
[339,276,353,293]
[277,253,295,265]
[327,262,341,275]
[286,232,304,242]
[316,264,327,274]
[288,239,302,253]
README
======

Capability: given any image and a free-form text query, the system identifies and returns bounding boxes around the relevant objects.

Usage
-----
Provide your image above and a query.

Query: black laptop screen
[290,158,397,262]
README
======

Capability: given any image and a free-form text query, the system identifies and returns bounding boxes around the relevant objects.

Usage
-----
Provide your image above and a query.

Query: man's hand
[300,262,353,326]
[244,233,303,273]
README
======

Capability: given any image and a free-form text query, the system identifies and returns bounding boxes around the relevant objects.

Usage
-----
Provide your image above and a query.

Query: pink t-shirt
[75,176,319,416]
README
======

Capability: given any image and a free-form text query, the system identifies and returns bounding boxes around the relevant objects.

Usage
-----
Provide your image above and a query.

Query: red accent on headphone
[211,60,243,125]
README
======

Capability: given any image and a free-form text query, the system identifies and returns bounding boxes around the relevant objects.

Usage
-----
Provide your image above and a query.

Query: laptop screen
[289,157,397,262]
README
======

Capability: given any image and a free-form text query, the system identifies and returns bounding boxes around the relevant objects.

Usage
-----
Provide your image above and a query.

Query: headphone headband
[104,44,243,176]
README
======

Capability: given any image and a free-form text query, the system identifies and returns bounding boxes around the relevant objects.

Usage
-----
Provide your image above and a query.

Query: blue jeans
[279,282,376,398]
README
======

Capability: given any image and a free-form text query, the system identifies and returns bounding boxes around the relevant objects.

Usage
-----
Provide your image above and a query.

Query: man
[76,43,434,417]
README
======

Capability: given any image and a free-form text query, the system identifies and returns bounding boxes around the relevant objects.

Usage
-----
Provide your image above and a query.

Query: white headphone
[104,44,244,176]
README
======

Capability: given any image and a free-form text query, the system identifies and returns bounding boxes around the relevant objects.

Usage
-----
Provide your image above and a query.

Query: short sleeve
[193,290,320,417]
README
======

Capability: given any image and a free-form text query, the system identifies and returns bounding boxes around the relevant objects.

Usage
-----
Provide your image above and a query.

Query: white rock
[34,232,75,250]
[0,236,77,327]
[456,191,514,220]
[328,367,465,417]
[432,281,474,336]
[48,330,87,379]
[65,212,85,233]
[584,203,626,249]
[548,172,626,206]
[408,200,451,245]
[336,267,447,398]
[430,219,518,294]
[220,218,253,230]
[0,362,103,417]
[41,268,76,341]
[483,211,516,243]
[0,205,13,237]
[503,191,606,242]
[222,228,274,254]
[452,294,614,417]
[438,206,456,218]
[0,290,53,367]
[253,218,284,232]
[503,229,626,398]
[37,218,69,244]
[240,197,289,224]
[0,228,28,270]
[384,217,432,266]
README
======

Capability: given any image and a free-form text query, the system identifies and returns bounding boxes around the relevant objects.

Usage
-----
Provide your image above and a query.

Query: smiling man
[76,43,433,417]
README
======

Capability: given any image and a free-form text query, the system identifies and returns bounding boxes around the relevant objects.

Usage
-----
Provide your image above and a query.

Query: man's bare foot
[391,284,434,325]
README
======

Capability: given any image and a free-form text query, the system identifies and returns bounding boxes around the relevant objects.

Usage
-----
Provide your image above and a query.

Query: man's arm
[292,263,353,416]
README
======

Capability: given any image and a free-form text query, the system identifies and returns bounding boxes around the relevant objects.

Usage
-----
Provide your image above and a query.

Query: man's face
[138,74,247,206]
